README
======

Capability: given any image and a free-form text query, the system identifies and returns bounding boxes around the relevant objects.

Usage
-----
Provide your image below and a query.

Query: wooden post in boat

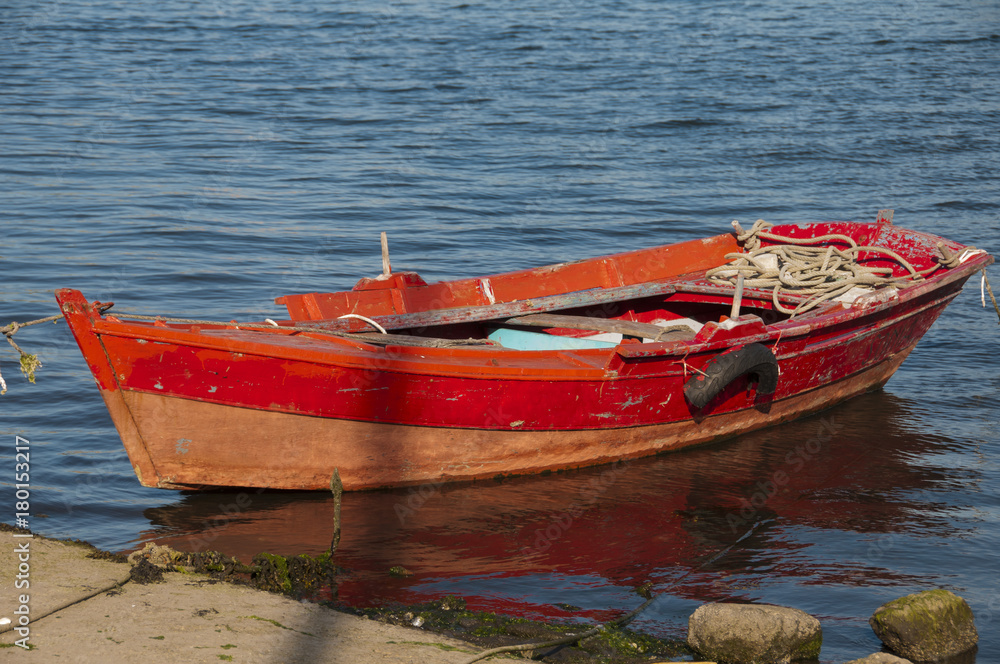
[380,232,391,277]
[876,208,894,224]
[329,468,343,555]
[730,274,745,319]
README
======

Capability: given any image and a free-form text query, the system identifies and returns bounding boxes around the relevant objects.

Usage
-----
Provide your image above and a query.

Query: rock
[129,557,166,584]
[126,542,183,568]
[845,653,913,664]
[688,603,822,664]
[869,589,978,660]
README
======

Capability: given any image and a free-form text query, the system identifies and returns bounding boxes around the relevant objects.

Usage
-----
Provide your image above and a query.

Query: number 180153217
[15,436,30,529]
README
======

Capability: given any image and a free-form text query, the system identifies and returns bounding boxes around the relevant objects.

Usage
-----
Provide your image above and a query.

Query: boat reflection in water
[140,389,972,632]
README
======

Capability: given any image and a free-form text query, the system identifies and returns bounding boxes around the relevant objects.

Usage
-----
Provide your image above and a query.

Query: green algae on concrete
[242,615,315,636]
[9,529,683,664]
[245,550,340,598]
[126,546,340,600]
[0,531,476,663]
[869,589,978,661]
[351,597,693,663]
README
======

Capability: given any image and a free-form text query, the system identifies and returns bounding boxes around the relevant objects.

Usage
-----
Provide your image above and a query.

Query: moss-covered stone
[248,551,339,598]
[798,628,823,659]
[251,552,292,594]
[869,589,977,660]
[579,625,676,659]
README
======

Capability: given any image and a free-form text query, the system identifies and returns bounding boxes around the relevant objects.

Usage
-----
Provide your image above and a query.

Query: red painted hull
[56,220,991,490]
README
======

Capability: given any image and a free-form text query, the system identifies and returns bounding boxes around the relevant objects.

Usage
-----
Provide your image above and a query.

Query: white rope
[709,220,939,317]
[959,248,986,265]
[337,314,388,334]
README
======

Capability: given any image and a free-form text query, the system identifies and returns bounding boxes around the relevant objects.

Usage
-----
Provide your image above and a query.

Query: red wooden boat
[56,213,991,491]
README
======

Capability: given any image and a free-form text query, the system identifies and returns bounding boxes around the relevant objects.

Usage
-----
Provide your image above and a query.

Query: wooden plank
[343,333,498,348]
[300,281,680,333]
[502,313,689,340]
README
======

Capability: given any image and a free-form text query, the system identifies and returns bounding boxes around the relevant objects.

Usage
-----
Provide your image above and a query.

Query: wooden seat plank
[301,281,680,333]
[502,313,690,340]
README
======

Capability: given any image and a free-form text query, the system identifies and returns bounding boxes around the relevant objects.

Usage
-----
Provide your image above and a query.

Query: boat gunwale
[100,288,963,430]
[56,221,992,384]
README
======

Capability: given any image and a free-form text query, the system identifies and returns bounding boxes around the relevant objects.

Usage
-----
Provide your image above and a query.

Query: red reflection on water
[139,392,964,623]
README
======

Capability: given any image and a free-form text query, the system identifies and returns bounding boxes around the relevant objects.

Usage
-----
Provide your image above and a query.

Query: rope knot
[731,219,772,252]
[937,242,984,270]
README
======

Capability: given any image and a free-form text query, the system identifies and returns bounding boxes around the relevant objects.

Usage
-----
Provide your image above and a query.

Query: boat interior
[279,277,809,351]
[81,220,956,354]
[271,220,949,351]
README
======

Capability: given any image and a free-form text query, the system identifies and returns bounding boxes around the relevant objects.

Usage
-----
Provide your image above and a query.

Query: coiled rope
[706,219,985,317]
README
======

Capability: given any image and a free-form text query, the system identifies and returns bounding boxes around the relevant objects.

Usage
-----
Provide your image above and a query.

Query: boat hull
[104,342,914,490]
[55,220,992,491]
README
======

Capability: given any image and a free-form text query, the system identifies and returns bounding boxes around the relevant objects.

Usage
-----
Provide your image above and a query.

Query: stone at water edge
[845,654,913,664]
[688,603,822,664]
[869,589,977,660]
[127,542,184,567]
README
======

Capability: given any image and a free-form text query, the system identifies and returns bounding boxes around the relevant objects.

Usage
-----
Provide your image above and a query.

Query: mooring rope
[983,269,1000,324]
[1,314,63,394]
[707,219,983,317]
[0,572,133,636]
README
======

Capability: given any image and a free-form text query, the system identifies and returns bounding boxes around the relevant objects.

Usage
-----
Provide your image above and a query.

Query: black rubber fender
[683,343,779,409]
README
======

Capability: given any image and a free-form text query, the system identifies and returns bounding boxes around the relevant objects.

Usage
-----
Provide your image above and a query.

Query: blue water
[3,0,999,660]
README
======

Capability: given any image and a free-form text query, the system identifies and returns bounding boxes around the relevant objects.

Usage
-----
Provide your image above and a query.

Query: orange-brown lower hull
[108,344,913,491]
